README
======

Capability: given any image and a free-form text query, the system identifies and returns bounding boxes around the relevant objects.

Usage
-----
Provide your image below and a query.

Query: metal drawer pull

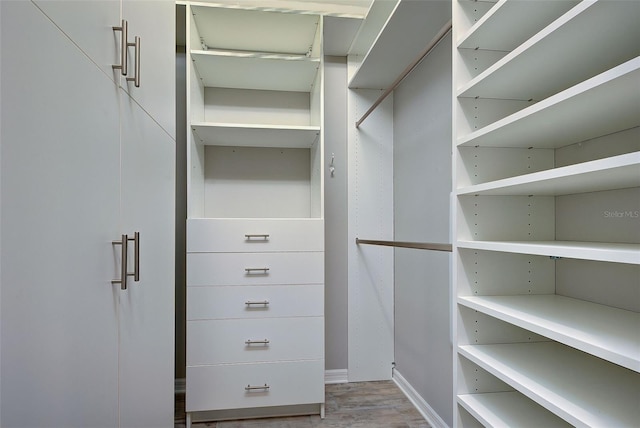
[245,234,269,240]
[129,232,140,282]
[112,20,128,75]
[245,300,269,306]
[245,267,269,274]
[126,36,141,87]
[245,339,270,345]
[245,384,270,391]
[112,234,129,290]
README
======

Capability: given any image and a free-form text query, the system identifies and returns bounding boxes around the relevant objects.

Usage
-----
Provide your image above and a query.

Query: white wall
[392,34,453,427]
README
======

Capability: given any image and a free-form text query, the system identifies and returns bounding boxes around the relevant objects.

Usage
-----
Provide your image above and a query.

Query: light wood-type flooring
[175,381,431,427]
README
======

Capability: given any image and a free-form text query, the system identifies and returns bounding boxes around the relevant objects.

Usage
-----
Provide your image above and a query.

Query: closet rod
[355,20,452,129]
[356,238,452,252]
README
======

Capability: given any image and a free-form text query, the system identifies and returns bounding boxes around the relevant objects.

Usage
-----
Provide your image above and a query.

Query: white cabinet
[0,1,175,427]
[452,0,640,426]
[183,2,325,423]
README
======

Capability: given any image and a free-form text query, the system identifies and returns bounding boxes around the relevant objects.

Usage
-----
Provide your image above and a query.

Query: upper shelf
[457,0,579,51]
[191,5,320,56]
[348,0,450,89]
[458,294,640,372]
[191,122,320,148]
[456,240,640,265]
[457,57,640,149]
[457,152,640,196]
[191,50,320,92]
[457,0,640,100]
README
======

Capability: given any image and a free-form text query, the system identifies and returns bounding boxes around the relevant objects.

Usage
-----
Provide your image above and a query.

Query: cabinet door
[121,0,176,138]
[0,2,120,427]
[118,88,175,427]
[32,0,120,81]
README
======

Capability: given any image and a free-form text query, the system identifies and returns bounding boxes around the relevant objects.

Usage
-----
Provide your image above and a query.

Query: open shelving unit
[452,0,640,426]
[184,2,326,425]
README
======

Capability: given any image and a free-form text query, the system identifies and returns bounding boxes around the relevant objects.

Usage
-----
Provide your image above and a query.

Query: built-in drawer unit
[187,252,324,286]
[186,360,325,412]
[187,317,324,365]
[187,218,324,253]
[187,284,324,320]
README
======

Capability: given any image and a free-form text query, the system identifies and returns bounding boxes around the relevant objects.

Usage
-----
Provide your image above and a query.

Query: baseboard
[392,370,448,428]
[325,369,349,384]
[175,377,186,394]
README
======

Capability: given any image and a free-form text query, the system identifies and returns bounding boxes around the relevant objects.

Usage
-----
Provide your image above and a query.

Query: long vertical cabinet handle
[112,234,129,290]
[126,36,141,87]
[112,20,128,76]
[128,232,140,282]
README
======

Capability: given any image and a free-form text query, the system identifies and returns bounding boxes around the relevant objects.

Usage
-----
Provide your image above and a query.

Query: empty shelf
[459,342,640,427]
[191,122,320,148]
[458,294,640,372]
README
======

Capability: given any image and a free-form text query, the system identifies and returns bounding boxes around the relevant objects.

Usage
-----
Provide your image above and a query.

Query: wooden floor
[175,381,430,427]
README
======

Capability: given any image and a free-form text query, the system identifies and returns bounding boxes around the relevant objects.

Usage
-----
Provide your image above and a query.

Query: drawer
[187,317,324,365]
[187,284,324,320]
[187,218,324,253]
[186,360,324,412]
[187,252,324,286]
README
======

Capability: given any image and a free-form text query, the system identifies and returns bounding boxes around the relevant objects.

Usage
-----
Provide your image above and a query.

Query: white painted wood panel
[187,285,324,320]
[0,2,120,426]
[186,360,324,412]
[118,84,175,427]
[187,317,324,365]
[187,218,323,252]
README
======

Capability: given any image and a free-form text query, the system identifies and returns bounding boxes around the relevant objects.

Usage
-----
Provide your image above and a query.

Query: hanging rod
[355,20,452,129]
[356,238,452,252]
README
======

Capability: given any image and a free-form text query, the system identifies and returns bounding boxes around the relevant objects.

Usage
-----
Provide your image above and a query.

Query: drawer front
[187,317,324,365]
[186,360,324,412]
[187,284,324,320]
[187,252,324,286]
[187,218,324,253]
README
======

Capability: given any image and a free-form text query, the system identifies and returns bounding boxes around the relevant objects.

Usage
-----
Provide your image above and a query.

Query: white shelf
[458,342,640,427]
[348,0,450,89]
[458,294,640,372]
[457,0,640,100]
[191,5,319,55]
[456,240,640,265]
[457,57,640,149]
[457,392,572,428]
[347,0,398,58]
[457,0,579,51]
[191,50,320,92]
[457,152,640,196]
[191,122,320,148]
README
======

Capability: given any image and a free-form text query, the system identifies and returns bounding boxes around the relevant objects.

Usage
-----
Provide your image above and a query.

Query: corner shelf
[348,0,450,89]
[456,240,640,265]
[457,152,640,196]
[191,122,320,148]
[456,0,640,100]
[458,294,640,372]
[457,392,571,428]
[458,342,640,427]
[457,57,640,148]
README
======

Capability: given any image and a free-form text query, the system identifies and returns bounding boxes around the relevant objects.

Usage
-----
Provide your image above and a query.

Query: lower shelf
[457,392,571,428]
[458,342,640,427]
[458,294,640,372]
